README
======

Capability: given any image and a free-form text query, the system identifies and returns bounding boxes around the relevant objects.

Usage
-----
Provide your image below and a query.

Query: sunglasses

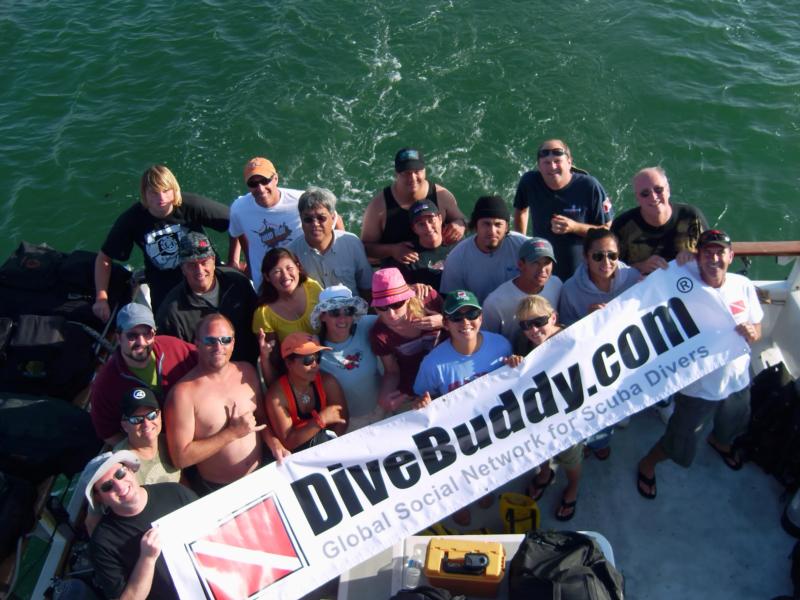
[247,176,274,188]
[202,335,234,346]
[638,186,665,198]
[291,352,321,366]
[591,251,619,262]
[98,466,128,493]
[124,409,160,425]
[302,214,329,224]
[375,300,406,312]
[537,148,567,159]
[447,308,482,322]
[124,328,155,342]
[519,314,551,330]
[327,306,357,318]
[698,229,731,247]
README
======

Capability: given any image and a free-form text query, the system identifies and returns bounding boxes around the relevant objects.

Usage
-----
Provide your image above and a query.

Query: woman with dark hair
[558,227,640,459]
[252,247,323,384]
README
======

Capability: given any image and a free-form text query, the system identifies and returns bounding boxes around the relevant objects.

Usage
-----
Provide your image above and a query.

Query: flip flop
[555,497,577,522]
[593,447,611,461]
[636,469,657,500]
[707,439,743,471]
[527,469,555,501]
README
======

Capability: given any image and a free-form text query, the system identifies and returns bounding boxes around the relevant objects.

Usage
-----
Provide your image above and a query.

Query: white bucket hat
[310,285,369,330]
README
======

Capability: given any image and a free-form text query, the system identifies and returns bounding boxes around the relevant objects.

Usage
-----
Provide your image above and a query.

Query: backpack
[508,531,624,600]
[736,363,800,492]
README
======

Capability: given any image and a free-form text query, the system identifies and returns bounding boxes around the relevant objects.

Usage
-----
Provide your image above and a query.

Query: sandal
[555,497,577,522]
[527,469,555,501]
[452,507,471,526]
[636,469,657,500]
[707,438,743,471]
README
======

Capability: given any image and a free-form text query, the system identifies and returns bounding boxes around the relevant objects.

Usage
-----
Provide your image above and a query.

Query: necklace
[290,382,313,407]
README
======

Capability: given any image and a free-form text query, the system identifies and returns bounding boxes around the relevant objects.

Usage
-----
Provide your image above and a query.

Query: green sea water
[1,0,799,277]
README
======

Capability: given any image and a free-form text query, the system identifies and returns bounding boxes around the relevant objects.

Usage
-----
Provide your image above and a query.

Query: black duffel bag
[508,531,624,600]
[0,393,102,484]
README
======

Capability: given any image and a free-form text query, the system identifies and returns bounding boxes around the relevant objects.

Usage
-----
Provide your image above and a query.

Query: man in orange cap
[228,157,304,292]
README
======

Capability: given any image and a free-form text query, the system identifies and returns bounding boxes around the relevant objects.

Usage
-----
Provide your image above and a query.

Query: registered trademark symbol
[676,277,693,293]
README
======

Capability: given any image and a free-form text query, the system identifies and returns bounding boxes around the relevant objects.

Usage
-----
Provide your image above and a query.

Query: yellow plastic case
[422,538,506,598]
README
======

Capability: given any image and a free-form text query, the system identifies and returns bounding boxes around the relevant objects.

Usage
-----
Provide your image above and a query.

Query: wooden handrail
[732,241,800,257]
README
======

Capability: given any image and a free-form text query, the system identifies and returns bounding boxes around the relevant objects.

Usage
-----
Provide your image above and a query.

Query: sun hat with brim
[443,289,482,316]
[310,284,369,330]
[370,268,415,308]
[84,450,141,510]
[280,332,332,359]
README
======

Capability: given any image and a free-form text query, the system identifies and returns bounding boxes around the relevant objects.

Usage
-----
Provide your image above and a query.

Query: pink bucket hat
[371,268,415,307]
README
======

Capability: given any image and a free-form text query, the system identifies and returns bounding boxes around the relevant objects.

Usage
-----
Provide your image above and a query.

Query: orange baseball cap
[243,157,277,182]
[280,332,332,359]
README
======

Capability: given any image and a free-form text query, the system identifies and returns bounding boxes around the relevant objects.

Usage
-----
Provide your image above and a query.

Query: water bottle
[403,545,425,588]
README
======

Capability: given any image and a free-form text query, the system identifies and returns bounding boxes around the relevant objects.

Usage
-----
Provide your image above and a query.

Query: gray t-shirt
[439,232,529,302]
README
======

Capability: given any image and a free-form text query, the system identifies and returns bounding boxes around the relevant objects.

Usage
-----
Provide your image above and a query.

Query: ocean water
[1,0,799,277]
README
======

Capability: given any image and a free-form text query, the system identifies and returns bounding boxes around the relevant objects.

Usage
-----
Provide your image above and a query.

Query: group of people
[82,140,762,599]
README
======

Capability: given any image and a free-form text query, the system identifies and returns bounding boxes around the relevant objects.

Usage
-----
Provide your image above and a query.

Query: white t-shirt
[681,270,764,401]
[228,188,303,291]
[482,275,563,341]
[439,232,529,302]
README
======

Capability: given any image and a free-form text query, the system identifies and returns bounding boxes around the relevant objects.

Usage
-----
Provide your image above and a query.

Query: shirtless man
[165,314,287,495]
[361,148,466,264]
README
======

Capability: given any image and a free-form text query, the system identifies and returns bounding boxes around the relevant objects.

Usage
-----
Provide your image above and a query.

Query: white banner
[156,263,748,599]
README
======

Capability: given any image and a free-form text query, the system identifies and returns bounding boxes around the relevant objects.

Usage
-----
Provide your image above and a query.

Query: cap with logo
[243,157,277,183]
[179,231,216,263]
[443,289,482,316]
[394,148,425,172]
[519,237,556,263]
[409,200,440,224]
[121,387,160,417]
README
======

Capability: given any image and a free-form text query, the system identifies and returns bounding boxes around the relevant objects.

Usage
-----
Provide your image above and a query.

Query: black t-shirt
[382,242,453,291]
[513,170,612,280]
[101,193,229,311]
[90,482,197,600]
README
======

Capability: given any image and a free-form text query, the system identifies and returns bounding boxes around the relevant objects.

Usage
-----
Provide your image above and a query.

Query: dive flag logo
[729,300,746,316]
[188,495,307,600]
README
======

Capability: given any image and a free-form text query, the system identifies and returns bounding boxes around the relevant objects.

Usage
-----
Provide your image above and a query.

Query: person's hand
[633,255,669,275]
[227,403,266,438]
[92,298,111,322]
[379,390,410,412]
[675,250,696,266]
[140,528,162,560]
[392,242,419,265]
[550,214,577,235]
[319,405,346,427]
[410,314,442,331]
[258,329,276,356]
[442,221,465,245]
[504,354,524,369]
[413,392,432,410]
[231,259,248,273]
[588,303,607,313]
[735,322,758,344]
[267,436,291,464]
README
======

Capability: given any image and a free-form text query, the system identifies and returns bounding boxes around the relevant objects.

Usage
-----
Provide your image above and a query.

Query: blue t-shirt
[413,331,511,398]
[513,170,613,280]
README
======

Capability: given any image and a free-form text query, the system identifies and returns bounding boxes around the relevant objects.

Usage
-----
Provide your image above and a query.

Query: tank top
[279,373,328,429]
[379,182,439,244]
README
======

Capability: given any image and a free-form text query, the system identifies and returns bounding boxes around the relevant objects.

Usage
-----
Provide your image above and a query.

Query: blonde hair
[406,296,427,319]
[515,295,554,321]
[140,165,183,208]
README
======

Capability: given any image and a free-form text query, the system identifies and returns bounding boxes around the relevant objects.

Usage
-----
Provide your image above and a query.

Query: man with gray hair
[85,450,196,600]
[612,166,708,275]
[288,186,372,300]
